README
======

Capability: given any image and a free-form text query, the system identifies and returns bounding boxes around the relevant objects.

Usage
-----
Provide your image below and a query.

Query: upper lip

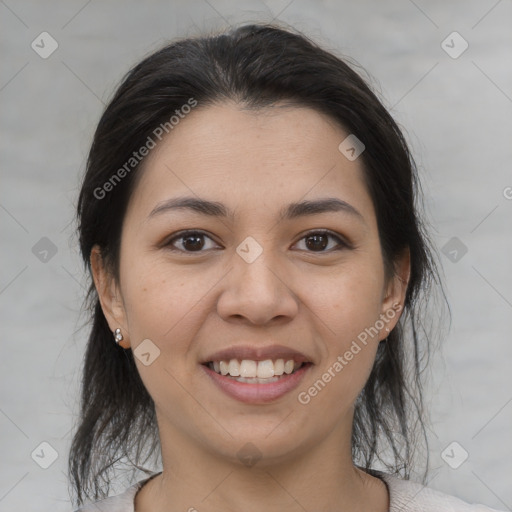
[201,344,313,364]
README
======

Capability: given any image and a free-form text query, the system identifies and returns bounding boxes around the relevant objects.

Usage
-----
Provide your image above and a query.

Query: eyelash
[164,229,350,254]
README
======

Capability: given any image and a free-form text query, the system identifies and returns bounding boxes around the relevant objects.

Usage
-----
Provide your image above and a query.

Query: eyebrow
[147,196,365,223]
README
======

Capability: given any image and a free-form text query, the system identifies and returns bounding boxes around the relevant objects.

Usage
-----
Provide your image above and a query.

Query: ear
[90,245,131,349]
[379,247,410,340]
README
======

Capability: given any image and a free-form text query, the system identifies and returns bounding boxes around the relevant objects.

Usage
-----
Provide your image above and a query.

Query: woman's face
[93,102,408,466]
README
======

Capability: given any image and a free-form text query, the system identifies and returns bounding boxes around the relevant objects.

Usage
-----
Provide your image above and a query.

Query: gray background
[1,1,511,510]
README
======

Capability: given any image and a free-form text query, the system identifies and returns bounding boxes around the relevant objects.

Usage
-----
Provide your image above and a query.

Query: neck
[135,418,388,512]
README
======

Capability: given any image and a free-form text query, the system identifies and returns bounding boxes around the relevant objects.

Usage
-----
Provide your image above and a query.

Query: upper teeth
[211,359,301,378]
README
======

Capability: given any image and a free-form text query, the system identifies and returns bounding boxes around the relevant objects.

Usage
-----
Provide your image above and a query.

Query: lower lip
[201,363,312,404]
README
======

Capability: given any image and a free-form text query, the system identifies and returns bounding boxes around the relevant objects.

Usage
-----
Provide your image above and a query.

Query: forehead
[125,102,375,225]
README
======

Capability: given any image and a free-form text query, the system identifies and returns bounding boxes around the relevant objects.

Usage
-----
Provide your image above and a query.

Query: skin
[91,102,410,512]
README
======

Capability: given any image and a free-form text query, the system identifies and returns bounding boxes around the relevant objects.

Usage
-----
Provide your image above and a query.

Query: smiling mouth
[202,359,309,383]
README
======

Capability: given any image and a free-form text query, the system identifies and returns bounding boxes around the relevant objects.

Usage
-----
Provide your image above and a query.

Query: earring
[114,328,124,344]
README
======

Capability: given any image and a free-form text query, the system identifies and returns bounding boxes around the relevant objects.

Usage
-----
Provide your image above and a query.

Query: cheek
[120,253,222,348]
[297,260,384,403]
[307,261,384,341]
[119,257,210,405]
[120,251,178,334]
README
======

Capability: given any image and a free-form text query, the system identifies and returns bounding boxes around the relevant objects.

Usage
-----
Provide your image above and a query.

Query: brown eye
[165,230,219,253]
[164,229,349,255]
[181,233,205,251]
[294,230,348,253]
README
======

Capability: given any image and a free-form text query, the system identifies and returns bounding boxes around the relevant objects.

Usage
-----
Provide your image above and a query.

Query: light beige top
[74,471,505,511]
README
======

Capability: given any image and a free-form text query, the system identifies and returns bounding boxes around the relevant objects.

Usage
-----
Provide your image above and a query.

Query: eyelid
[163,229,351,253]
[163,229,220,253]
[293,229,352,250]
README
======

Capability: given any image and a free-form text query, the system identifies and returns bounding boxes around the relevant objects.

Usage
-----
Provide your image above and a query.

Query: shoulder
[72,471,505,512]
[72,476,154,512]
[72,472,162,512]
[378,472,505,512]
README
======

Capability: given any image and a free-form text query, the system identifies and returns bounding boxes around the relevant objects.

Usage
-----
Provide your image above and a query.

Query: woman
[69,22,504,512]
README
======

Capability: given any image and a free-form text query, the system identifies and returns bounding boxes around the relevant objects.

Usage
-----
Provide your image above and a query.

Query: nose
[216,247,299,326]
